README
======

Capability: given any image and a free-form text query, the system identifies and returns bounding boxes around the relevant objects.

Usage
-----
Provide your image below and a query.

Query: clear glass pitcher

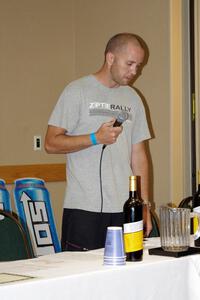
[159,206,190,252]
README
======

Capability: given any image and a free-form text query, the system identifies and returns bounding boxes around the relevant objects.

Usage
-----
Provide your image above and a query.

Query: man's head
[104,33,146,86]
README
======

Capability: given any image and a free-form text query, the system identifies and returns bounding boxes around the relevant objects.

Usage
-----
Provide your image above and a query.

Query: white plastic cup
[103,226,125,265]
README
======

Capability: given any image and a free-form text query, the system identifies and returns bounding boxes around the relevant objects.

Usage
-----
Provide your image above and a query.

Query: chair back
[178,196,193,209]
[178,196,193,234]
[149,211,160,237]
[0,209,35,261]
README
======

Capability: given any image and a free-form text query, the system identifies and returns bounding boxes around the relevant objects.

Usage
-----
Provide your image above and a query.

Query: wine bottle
[193,171,200,247]
[123,175,143,261]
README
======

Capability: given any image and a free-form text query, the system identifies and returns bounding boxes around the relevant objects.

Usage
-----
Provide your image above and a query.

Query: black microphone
[103,111,129,149]
[113,111,129,127]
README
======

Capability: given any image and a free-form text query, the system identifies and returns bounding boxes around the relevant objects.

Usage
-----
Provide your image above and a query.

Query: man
[45,33,152,251]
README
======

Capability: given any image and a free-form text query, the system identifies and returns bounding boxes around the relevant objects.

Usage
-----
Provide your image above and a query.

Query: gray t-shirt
[48,75,151,213]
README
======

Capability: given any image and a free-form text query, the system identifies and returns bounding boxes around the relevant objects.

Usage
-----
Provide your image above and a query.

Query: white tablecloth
[0,238,200,300]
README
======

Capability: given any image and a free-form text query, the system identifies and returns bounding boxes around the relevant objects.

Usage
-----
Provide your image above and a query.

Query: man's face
[109,43,145,86]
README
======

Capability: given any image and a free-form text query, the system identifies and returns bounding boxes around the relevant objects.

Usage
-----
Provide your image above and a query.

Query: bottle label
[123,220,143,252]
[193,207,200,240]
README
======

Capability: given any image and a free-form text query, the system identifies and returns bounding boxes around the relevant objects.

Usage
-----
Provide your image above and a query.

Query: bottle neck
[129,190,138,198]
[198,171,200,192]
[129,176,139,198]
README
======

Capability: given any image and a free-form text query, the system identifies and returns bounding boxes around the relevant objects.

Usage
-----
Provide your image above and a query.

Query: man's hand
[95,118,123,145]
[143,205,152,237]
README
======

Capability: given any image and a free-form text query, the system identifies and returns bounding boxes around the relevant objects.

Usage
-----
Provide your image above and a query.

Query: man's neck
[93,67,119,88]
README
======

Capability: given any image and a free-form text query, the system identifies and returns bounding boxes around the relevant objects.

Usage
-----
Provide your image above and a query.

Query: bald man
[45,33,152,251]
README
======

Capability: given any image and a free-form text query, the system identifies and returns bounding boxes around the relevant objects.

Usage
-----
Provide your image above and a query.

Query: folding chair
[149,211,160,237]
[0,209,35,261]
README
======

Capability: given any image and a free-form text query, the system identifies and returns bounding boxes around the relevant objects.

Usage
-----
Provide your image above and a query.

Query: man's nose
[130,66,137,76]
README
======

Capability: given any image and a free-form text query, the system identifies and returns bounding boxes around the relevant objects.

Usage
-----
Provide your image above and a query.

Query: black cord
[99,145,106,213]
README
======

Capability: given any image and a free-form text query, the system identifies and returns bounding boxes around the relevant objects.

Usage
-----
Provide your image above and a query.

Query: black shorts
[61,208,124,251]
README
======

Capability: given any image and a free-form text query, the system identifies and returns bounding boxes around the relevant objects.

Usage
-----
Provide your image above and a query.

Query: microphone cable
[98,111,129,213]
[99,145,105,213]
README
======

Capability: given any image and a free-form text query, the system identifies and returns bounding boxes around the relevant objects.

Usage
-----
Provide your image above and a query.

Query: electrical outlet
[34,136,41,151]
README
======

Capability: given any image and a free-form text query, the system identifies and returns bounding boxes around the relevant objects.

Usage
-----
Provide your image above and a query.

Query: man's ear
[106,52,114,66]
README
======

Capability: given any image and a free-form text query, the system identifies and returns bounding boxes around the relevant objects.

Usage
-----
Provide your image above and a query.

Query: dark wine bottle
[123,175,143,261]
[193,171,200,247]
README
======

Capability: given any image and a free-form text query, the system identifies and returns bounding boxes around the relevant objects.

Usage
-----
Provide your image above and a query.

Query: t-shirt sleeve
[131,99,151,144]
[48,84,81,133]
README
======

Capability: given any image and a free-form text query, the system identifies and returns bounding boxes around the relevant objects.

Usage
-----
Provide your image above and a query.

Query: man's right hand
[95,118,123,146]
[45,118,123,154]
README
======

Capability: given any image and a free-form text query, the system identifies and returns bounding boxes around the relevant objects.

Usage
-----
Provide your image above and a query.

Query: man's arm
[131,141,152,237]
[45,119,123,154]
[45,125,92,154]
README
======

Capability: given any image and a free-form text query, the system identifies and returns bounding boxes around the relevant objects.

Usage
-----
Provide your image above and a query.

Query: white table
[0,238,200,300]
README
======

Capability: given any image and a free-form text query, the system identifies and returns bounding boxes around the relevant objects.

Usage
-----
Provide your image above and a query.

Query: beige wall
[0,0,74,165]
[0,0,189,237]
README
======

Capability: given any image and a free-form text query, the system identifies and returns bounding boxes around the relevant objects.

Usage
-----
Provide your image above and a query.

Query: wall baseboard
[0,164,66,184]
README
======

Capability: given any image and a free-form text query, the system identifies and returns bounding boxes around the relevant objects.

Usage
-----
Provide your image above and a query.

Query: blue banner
[0,179,11,212]
[13,178,61,256]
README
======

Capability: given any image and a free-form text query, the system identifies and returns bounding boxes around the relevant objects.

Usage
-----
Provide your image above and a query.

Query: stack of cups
[103,226,126,266]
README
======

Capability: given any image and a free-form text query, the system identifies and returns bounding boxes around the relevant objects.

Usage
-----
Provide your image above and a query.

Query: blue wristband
[90,133,98,145]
